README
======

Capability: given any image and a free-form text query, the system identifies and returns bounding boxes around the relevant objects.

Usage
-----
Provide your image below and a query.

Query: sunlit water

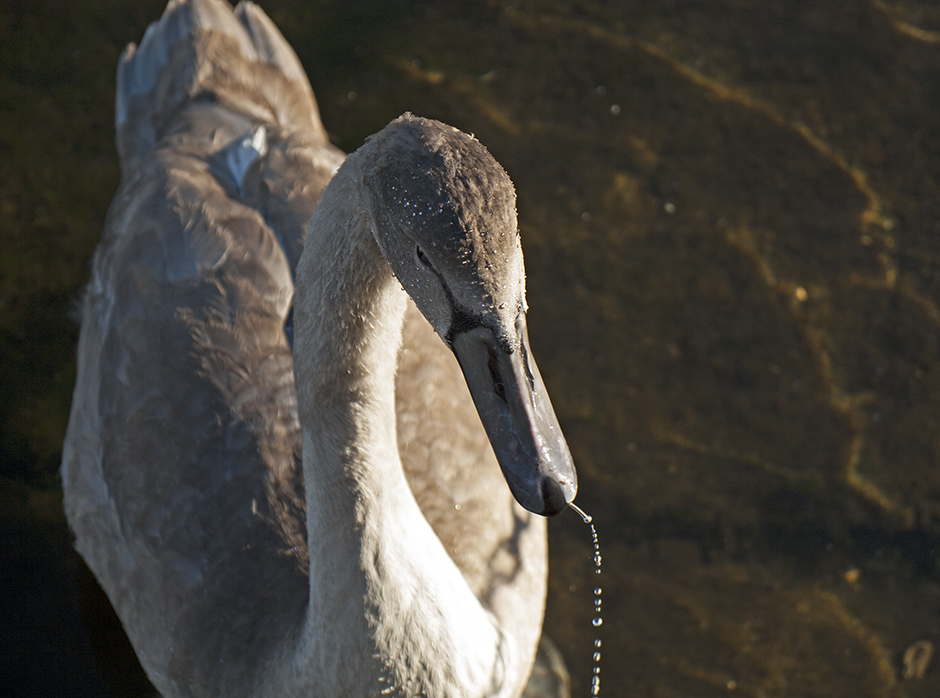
[3,1,940,696]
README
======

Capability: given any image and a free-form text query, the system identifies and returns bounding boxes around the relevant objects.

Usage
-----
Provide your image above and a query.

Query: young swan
[62,1,577,696]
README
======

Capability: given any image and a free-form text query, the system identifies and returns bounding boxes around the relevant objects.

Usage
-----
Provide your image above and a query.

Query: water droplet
[572,503,603,695]
[569,502,592,523]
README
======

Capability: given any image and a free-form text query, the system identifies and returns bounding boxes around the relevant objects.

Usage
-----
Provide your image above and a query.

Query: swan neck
[300,169,408,513]
[294,154,410,540]
[288,154,514,697]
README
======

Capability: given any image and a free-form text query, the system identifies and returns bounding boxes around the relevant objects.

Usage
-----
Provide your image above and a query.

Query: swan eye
[415,244,433,268]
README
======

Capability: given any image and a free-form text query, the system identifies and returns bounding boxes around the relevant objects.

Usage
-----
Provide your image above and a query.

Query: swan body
[61,1,577,696]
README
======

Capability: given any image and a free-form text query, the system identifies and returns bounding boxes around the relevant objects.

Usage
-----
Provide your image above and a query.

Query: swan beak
[451,316,578,516]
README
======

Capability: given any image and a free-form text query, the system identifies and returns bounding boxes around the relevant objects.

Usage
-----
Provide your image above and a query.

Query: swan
[61,0,577,696]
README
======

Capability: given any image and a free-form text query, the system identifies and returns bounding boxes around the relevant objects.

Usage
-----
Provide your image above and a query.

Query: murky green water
[3,0,940,696]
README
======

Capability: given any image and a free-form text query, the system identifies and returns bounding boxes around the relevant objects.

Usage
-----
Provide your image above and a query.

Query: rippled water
[3,1,940,696]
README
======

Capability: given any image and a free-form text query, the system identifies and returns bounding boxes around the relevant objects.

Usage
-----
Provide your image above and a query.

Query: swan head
[361,114,577,516]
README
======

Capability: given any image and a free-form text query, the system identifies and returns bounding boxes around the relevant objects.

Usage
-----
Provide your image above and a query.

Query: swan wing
[62,0,335,691]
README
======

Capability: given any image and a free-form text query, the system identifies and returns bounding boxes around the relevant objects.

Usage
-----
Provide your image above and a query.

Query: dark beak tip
[537,476,572,517]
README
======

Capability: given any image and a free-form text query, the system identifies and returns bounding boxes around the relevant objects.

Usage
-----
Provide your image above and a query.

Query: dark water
[3,0,940,696]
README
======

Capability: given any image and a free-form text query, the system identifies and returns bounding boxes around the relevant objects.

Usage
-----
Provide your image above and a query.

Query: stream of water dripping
[569,502,603,697]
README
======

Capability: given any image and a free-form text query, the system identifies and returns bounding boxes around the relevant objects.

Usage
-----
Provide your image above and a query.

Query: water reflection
[2,0,940,696]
